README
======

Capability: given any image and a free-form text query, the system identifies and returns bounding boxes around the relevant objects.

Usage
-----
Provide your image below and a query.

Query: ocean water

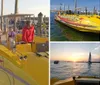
[50,12,100,41]
[50,61,100,80]
[50,12,67,41]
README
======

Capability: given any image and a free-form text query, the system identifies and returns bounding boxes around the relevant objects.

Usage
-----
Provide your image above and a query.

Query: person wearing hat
[22,21,34,43]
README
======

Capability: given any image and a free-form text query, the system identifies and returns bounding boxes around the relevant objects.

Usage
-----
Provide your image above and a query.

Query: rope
[0,66,30,85]
[0,69,11,85]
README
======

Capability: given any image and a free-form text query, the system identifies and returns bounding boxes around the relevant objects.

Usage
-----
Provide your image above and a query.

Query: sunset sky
[50,43,100,62]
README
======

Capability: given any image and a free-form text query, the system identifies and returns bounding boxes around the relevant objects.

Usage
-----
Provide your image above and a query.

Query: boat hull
[51,76,100,85]
[55,15,100,33]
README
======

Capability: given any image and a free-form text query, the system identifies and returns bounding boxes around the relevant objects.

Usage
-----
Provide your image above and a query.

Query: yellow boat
[55,14,100,33]
[51,76,100,85]
[0,34,48,85]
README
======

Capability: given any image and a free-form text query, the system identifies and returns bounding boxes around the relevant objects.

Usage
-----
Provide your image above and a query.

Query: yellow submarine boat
[0,34,48,85]
[55,14,100,33]
[51,76,100,85]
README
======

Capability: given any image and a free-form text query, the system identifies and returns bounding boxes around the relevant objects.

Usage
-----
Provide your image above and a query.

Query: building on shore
[0,12,49,37]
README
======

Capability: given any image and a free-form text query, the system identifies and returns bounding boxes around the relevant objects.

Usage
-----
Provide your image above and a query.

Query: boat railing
[58,16,97,28]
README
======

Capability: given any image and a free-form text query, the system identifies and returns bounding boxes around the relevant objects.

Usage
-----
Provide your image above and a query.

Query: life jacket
[22,26,34,43]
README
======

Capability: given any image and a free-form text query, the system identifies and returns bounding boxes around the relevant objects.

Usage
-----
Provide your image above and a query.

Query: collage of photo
[0,0,100,85]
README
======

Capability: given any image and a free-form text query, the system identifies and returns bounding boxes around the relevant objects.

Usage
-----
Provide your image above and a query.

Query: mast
[14,0,18,30]
[1,0,4,30]
[68,5,70,11]
[85,7,87,15]
[15,0,18,14]
[60,3,62,11]
[64,4,65,12]
[74,0,77,14]
[93,6,95,14]
[68,5,70,14]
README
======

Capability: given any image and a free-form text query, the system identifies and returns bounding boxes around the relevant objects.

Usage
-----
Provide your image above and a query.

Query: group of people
[0,21,35,49]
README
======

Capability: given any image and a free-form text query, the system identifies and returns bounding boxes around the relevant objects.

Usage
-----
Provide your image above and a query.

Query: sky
[0,0,49,17]
[50,43,100,62]
[51,0,100,11]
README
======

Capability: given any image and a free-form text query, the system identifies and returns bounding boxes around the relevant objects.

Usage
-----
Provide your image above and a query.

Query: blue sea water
[51,61,100,80]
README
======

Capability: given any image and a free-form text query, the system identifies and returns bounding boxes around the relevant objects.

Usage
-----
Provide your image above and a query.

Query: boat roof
[0,13,34,18]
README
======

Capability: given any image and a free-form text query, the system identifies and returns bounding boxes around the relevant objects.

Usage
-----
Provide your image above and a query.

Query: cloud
[93,45,100,51]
